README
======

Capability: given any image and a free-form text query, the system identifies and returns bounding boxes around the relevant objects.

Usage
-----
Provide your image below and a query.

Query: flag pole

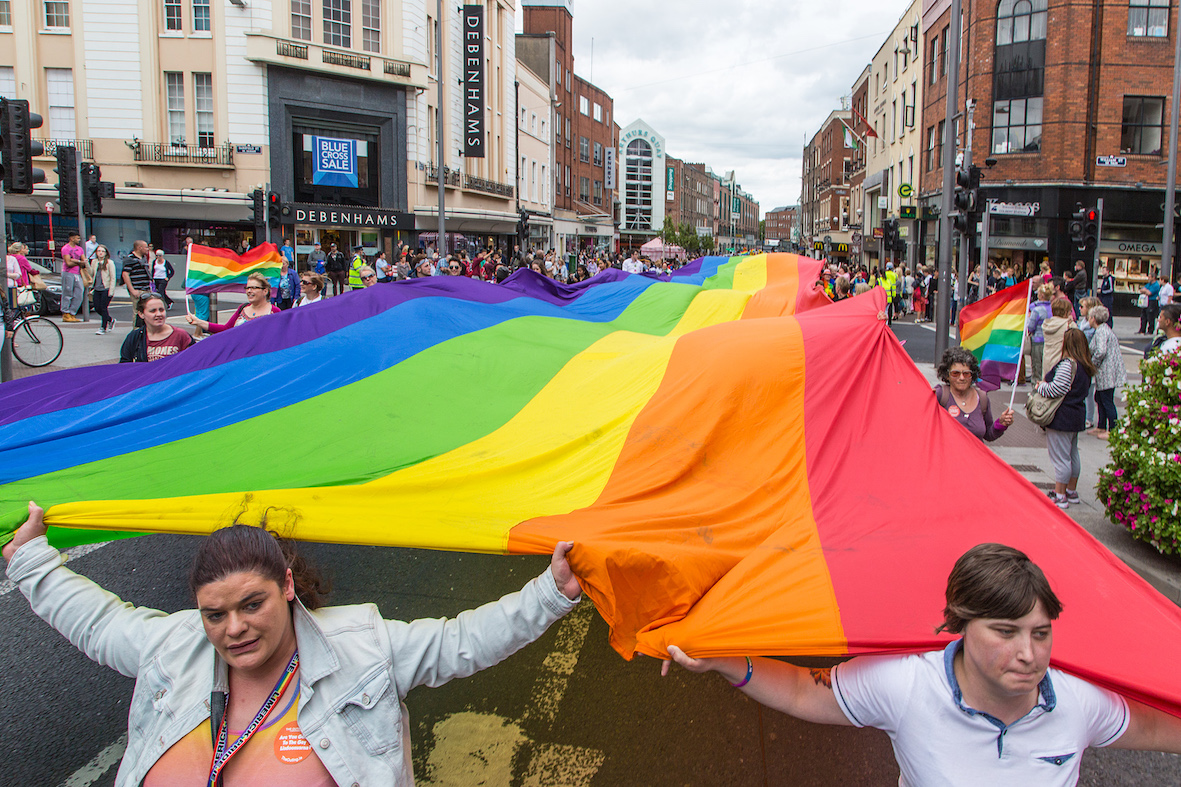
[1008,277,1033,412]
[184,242,192,317]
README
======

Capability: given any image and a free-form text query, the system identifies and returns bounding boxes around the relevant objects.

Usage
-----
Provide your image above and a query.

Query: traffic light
[252,189,265,226]
[953,212,970,234]
[517,209,529,244]
[0,98,46,194]
[54,145,78,215]
[1083,205,1100,251]
[1069,203,1086,250]
[267,191,283,227]
[81,162,101,215]
[953,166,976,214]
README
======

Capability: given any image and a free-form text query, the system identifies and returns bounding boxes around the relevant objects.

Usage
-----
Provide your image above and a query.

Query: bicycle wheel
[11,316,64,367]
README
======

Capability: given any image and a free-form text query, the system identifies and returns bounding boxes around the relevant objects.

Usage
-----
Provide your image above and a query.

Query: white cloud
[517,0,904,215]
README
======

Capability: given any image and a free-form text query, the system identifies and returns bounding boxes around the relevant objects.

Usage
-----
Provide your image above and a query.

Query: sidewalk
[914,314,1181,605]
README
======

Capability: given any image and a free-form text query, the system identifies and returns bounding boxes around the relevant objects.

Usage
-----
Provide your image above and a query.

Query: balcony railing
[463,173,514,198]
[133,141,234,165]
[36,138,94,160]
[426,164,461,187]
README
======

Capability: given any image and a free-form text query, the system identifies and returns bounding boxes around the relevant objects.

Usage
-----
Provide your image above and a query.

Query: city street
[3,299,1180,786]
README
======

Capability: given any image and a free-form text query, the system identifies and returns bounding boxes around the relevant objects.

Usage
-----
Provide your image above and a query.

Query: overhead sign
[899,205,917,219]
[898,183,913,198]
[288,204,415,229]
[1096,155,1127,168]
[732,196,741,214]
[311,136,358,188]
[873,227,883,238]
[462,5,485,158]
[604,148,615,190]
[988,201,1039,217]
[667,166,675,192]
[833,242,850,253]
[813,241,824,250]
[989,236,1048,250]
[1099,239,1161,256]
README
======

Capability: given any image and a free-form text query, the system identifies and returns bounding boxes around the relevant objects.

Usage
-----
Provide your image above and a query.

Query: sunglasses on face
[245,285,267,291]
[362,274,376,281]
[449,266,461,271]
[949,370,974,378]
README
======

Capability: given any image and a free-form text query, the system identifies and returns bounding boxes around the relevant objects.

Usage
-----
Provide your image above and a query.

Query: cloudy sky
[516,0,906,215]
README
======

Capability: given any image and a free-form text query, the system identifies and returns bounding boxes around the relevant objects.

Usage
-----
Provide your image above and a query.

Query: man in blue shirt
[279,237,296,267]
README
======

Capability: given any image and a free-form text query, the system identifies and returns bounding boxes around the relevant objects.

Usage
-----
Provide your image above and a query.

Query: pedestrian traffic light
[953,166,977,214]
[882,218,899,246]
[0,98,46,194]
[54,145,78,215]
[1069,203,1086,250]
[517,209,529,244]
[252,188,265,226]
[81,162,104,215]
[267,191,282,227]
[1083,205,1100,251]
[953,212,969,234]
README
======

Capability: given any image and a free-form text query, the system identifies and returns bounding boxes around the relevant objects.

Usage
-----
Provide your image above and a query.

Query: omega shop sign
[462,5,485,158]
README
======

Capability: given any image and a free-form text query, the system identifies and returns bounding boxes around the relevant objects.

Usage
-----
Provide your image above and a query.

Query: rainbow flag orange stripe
[186,242,283,294]
[958,279,1031,389]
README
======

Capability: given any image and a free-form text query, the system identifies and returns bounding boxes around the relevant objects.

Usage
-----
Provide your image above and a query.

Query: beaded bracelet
[731,656,754,688]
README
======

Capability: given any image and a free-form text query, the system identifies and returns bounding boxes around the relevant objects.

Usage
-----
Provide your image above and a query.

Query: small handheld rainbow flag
[958,279,1031,390]
[185,242,283,295]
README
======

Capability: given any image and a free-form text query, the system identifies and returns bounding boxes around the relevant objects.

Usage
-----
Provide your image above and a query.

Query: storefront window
[293,128,380,206]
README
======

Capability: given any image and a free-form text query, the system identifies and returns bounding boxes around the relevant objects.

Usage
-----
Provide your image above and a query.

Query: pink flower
[1115,468,1125,477]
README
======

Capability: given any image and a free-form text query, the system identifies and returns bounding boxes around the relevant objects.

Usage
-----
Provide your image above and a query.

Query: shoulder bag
[1025,360,1076,427]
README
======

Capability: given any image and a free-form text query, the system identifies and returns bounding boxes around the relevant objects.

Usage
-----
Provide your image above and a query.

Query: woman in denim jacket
[3,503,581,786]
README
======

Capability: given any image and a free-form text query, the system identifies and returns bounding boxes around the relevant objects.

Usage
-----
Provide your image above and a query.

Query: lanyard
[207,650,299,787]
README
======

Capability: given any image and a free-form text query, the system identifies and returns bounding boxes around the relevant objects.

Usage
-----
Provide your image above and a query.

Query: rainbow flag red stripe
[185,242,283,294]
[958,279,1031,389]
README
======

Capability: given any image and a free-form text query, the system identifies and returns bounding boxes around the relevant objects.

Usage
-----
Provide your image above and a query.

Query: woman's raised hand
[3,501,47,562]
[550,541,582,601]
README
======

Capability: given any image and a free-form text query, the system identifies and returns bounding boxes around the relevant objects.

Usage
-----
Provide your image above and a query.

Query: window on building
[520,154,526,192]
[46,68,74,137]
[1129,0,1169,36]
[361,0,379,52]
[565,117,570,145]
[292,0,311,40]
[593,141,603,166]
[0,0,10,26]
[1121,96,1165,154]
[579,95,589,116]
[565,69,570,91]
[164,0,182,30]
[194,72,214,146]
[565,165,570,197]
[996,0,1048,45]
[624,138,654,230]
[540,118,546,138]
[593,102,602,122]
[926,125,936,170]
[593,180,602,205]
[554,113,561,142]
[992,96,1042,153]
[531,160,537,202]
[941,27,948,75]
[193,0,210,32]
[929,32,939,84]
[579,136,589,163]
[541,164,547,205]
[164,71,184,143]
[530,112,537,133]
[579,176,589,202]
[43,0,69,28]
[323,0,351,48]
[520,106,526,126]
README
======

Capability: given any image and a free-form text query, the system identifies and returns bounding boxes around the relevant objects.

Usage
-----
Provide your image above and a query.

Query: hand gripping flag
[3,254,1181,720]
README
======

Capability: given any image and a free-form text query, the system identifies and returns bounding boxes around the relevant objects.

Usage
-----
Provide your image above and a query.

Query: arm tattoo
[809,667,832,689]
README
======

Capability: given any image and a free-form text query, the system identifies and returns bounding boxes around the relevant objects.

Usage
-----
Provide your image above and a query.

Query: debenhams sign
[287,204,415,229]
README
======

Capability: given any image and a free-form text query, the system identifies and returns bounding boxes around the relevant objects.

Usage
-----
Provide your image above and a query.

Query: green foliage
[1098,350,1181,555]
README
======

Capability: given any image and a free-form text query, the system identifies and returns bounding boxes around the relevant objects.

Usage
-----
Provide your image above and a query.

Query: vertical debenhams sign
[463,5,485,158]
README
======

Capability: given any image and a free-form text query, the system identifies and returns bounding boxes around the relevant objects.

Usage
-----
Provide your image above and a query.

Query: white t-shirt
[1160,282,1174,305]
[831,641,1129,787]
[1160,336,1181,353]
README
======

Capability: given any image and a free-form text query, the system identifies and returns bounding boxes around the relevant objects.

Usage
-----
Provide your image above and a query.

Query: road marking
[58,733,126,787]
[0,540,113,598]
[522,601,593,724]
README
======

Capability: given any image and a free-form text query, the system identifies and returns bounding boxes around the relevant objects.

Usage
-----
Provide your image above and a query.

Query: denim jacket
[6,536,578,786]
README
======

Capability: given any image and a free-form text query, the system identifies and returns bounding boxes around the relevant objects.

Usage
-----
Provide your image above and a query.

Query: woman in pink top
[186,272,279,334]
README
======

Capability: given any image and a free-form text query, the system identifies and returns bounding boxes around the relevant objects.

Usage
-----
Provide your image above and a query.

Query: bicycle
[9,309,63,367]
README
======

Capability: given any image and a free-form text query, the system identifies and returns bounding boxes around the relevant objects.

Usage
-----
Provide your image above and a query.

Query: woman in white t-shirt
[295,272,325,307]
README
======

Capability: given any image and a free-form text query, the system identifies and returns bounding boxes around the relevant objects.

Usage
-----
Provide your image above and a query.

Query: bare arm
[1108,700,1181,754]
[662,646,852,726]
[121,269,141,299]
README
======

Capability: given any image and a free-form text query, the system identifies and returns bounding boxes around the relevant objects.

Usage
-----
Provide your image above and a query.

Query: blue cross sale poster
[312,136,358,188]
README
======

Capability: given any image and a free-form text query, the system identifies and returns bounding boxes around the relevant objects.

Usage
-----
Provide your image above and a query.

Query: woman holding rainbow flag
[186,272,280,335]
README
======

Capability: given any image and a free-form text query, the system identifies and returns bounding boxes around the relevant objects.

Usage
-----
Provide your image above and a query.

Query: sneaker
[1054,494,1070,510]
[95,328,105,335]
[1065,491,1081,504]
[110,318,117,331]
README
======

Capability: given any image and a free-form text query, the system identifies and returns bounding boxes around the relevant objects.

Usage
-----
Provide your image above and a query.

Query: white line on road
[58,733,126,787]
[0,540,113,597]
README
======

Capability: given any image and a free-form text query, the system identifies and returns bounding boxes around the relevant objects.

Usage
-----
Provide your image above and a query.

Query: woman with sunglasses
[295,273,325,307]
[186,272,280,334]
[120,292,193,363]
[933,346,1014,442]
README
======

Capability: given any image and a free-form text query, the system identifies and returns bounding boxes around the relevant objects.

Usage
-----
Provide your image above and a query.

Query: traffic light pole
[956,102,975,342]
[934,0,964,362]
[436,0,446,259]
[1163,13,1181,282]
[1092,197,1104,293]
[75,153,89,322]
[0,187,11,382]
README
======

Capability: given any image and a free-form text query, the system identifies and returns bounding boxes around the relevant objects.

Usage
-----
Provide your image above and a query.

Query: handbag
[1137,293,1149,309]
[80,263,94,288]
[16,286,35,306]
[1025,360,1076,427]
[28,270,47,290]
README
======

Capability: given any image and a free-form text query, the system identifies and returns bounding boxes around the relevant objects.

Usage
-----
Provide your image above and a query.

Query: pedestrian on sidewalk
[121,240,154,328]
[271,257,299,311]
[1037,329,1095,509]
[1138,276,1161,334]
[324,243,348,296]
[90,245,117,334]
[59,232,87,322]
[119,293,193,363]
[151,249,175,309]
[933,347,1014,442]
[1076,297,1100,428]
[1041,298,1073,374]
[1086,305,1126,440]
[1096,264,1115,314]
[1146,303,1181,357]
[2,503,581,787]
[1025,283,1054,382]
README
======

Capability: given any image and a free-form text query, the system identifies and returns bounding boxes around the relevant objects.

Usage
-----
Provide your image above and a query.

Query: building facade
[665,157,717,245]
[516,57,554,250]
[765,205,798,249]
[919,0,1181,307]
[801,110,854,263]
[717,170,759,251]
[618,118,666,251]
[522,0,616,254]
[849,66,870,264]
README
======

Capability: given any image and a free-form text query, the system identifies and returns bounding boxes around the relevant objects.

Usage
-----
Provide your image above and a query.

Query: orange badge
[274,721,312,764]
[948,405,961,417]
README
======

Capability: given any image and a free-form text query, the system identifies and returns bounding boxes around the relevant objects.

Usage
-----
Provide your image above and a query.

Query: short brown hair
[936,543,1062,634]
[1051,298,1072,318]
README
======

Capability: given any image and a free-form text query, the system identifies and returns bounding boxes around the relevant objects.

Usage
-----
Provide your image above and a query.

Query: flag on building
[5,259,1181,720]
[185,242,283,295]
[958,279,1032,390]
[843,126,858,150]
[850,105,880,138]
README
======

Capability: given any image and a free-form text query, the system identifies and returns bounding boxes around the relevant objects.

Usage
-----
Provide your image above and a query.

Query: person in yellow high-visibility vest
[883,263,898,324]
[348,245,367,290]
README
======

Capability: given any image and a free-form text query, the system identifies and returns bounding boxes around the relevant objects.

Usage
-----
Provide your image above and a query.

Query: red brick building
[920,0,1181,305]
[765,205,798,248]
[801,110,854,263]
[523,1,617,253]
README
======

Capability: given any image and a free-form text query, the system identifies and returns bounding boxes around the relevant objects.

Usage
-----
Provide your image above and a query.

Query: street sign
[873,227,883,238]
[235,144,262,154]
[899,205,916,219]
[1096,155,1127,167]
[898,183,913,198]
[851,231,862,242]
[813,241,823,250]
[877,196,889,209]
[988,202,1038,217]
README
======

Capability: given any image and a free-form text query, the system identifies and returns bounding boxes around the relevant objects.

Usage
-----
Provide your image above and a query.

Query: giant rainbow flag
[958,279,1031,390]
[185,242,283,294]
[3,253,1181,718]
